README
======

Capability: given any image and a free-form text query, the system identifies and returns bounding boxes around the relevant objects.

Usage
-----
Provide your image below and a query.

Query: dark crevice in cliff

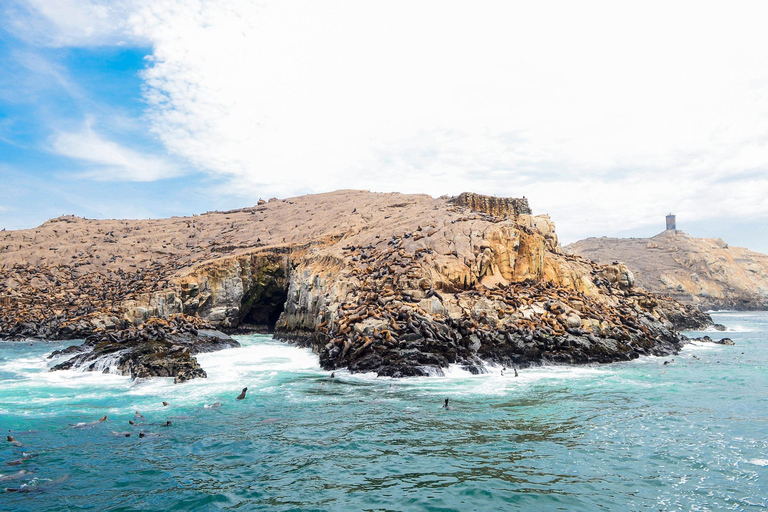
[240,288,288,332]
[235,258,290,333]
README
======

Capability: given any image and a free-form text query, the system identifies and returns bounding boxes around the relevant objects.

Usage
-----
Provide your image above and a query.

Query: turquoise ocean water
[1,311,766,511]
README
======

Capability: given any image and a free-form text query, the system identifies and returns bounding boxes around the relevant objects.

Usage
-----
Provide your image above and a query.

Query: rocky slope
[566,230,768,310]
[1,190,710,377]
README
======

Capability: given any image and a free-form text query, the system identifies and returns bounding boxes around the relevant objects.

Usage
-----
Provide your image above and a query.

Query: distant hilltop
[566,230,768,310]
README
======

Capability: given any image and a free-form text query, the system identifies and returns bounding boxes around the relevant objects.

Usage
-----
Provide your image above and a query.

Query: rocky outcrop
[49,315,238,382]
[451,192,532,220]
[1,190,713,377]
[687,335,735,346]
[566,230,768,310]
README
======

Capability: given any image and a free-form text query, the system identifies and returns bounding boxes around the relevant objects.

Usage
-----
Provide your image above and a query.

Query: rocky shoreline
[48,315,238,382]
[277,261,710,377]
[1,190,715,380]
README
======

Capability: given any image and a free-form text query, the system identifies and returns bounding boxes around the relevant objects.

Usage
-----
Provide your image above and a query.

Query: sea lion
[514,368,519,377]
[442,398,452,410]
[0,470,29,483]
[236,387,247,400]
[6,454,35,466]
[330,372,335,379]
[162,401,169,407]
[6,436,21,447]
[5,474,69,493]
[73,415,107,428]
[204,402,221,409]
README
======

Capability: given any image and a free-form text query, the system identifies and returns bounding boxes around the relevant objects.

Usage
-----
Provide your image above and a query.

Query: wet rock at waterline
[687,335,735,346]
[49,315,238,383]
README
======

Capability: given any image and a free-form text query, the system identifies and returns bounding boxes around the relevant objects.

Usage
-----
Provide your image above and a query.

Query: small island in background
[566,213,768,311]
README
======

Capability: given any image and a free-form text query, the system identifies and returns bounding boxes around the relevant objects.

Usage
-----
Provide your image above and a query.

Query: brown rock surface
[1,190,711,376]
[565,230,768,310]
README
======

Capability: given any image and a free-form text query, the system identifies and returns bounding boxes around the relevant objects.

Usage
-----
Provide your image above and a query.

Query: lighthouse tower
[666,214,676,231]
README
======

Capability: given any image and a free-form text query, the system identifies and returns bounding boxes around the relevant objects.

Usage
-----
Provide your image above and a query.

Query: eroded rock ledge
[49,315,238,382]
[0,190,712,378]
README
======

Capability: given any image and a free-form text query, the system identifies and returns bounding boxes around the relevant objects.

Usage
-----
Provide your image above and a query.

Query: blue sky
[1,0,768,254]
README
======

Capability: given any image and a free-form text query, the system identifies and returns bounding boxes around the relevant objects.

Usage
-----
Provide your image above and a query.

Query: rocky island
[566,230,768,311]
[0,190,711,379]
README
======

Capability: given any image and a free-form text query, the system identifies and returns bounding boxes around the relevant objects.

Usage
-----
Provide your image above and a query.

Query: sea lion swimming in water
[6,436,21,447]
[6,453,35,466]
[73,415,107,428]
[4,474,69,493]
[0,469,29,483]
[514,368,519,377]
[162,401,170,407]
[442,398,452,410]
[236,387,247,400]
[204,402,221,409]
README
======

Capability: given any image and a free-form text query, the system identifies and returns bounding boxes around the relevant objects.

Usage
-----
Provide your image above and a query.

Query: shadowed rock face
[566,230,768,310]
[1,190,711,377]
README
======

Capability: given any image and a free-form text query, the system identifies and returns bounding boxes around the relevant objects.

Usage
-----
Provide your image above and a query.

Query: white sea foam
[685,341,723,351]
[723,325,754,333]
[120,336,326,407]
[745,459,768,467]
[332,359,611,398]
[84,351,124,375]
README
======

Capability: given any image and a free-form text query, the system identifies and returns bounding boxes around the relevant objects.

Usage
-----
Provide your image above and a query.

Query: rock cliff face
[566,230,768,310]
[450,192,532,219]
[1,190,710,377]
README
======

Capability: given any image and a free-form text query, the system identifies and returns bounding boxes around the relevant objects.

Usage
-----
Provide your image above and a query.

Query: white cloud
[5,0,141,46]
[51,125,182,181]
[9,0,768,246]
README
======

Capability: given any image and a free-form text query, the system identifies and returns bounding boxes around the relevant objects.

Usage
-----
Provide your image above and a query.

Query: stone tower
[666,214,676,231]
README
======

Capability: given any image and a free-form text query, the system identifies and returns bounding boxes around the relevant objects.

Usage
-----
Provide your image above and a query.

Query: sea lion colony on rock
[278,238,708,376]
[0,191,713,380]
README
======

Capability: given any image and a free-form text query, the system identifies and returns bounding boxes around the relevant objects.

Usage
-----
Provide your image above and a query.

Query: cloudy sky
[2,0,767,252]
